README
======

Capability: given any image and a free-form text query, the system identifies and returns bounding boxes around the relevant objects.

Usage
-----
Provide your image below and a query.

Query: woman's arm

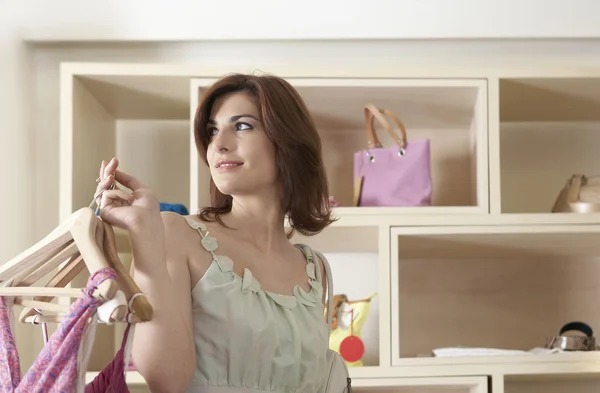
[128,212,196,393]
[92,159,196,392]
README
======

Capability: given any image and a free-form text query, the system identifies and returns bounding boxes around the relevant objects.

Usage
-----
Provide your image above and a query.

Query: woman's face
[206,91,278,198]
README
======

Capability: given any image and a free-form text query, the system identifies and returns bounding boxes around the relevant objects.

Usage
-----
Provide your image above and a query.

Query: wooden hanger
[0,204,153,325]
[91,181,153,322]
[19,219,153,324]
[98,220,153,322]
[0,207,123,319]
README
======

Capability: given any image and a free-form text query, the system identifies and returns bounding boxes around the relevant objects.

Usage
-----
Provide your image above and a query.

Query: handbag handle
[553,174,600,213]
[566,174,600,213]
[364,103,408,150]
[566,174,583,205]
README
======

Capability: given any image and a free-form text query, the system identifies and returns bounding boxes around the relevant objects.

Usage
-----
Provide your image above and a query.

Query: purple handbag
[353,104,432,207]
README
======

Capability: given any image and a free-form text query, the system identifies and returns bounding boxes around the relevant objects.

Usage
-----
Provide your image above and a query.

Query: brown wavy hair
[194,73,335,237]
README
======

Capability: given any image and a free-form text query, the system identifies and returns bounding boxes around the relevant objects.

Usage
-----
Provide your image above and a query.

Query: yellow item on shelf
[328,292,377,367]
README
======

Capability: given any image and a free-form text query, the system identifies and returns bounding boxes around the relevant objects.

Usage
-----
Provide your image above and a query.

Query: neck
[223,192,289,253]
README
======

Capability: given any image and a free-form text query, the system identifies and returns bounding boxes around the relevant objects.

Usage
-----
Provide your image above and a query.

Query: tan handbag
[552,174,600,213]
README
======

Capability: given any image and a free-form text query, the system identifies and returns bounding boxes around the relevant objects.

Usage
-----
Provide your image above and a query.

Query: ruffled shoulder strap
[294,244,334,328]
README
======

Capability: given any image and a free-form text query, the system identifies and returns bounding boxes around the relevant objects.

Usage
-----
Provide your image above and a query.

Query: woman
[94,73,336,393]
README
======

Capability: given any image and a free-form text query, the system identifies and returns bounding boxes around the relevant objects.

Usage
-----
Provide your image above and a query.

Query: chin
[213,174,277,198]
[212,181,241,197]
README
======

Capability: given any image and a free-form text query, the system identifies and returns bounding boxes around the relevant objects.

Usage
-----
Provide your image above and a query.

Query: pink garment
[85,324,131,393]
[0,267,117,393]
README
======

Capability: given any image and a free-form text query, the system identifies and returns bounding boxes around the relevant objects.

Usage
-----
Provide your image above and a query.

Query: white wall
[4,1,600,251]
[3,0,600,373]
[26,38,600,241]
[1,6,33,260]
[20,0,600,41]
[0,3,38,369]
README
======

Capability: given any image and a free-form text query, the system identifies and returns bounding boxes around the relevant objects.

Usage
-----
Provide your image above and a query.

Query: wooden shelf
[87,354,600,387]
[190,77,489,215]
[336,375,488,392]
[87,371,490,389]
[393,224,600,259]
[354,352,600,376]
[498,76,600,215]
[59,71,193,221]
[505,373,600,393]
[391,225,600,371]
[500,77,600,123]
[55,62,600,393]
[331,206,484,220]
[76,74,191,120]
[335,210,600,227]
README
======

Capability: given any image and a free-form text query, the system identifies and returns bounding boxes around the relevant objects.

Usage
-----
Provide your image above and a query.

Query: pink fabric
[353,139,432,207]
[0,267,117,393]
[85,324,131,393]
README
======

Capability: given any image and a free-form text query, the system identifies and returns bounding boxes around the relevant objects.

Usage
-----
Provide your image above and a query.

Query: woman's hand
[94,157,161,232]
[95,161,196,393]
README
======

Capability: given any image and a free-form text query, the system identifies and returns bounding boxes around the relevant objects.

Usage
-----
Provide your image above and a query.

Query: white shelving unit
[61,62,600,393]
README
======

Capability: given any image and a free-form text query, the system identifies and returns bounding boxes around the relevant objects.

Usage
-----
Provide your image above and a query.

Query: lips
[216,160,243,169]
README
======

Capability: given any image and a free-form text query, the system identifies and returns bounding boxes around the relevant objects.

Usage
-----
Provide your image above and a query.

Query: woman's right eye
[207,127,218,136]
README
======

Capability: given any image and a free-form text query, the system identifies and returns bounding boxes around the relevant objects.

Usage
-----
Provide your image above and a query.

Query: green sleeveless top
[183,216,331,393]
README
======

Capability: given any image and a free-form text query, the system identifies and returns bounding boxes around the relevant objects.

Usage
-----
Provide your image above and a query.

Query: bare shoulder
[159,211,197,259]
[160,211,192,235]
[169,213,218,276]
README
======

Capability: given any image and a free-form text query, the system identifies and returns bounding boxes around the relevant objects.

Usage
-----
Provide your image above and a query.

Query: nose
[216,143,229,153]
[212,129,235,153]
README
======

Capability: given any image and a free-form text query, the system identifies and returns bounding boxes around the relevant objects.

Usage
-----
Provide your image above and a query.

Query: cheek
[206,143,216,162]
[247,145,277,178]
[263,147,278,177]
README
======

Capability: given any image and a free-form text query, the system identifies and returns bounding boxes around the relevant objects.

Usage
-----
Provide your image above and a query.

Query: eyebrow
[207,114,260,125]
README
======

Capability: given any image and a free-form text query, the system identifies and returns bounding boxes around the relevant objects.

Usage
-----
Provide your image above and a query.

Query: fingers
[96,158,117,191]
[94,157,145,212]
[94,175,116,208]
[100,188,134,209]
[98,157,145,191]
[114,169,146,191]
[99,160,107,180]
[95,157,120,208]
[98,174,115,191]
[102,157,119,181]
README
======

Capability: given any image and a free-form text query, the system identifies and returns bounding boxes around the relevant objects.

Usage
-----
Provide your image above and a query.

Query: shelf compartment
[190,77,489,218]
[293,224,382,367]
[505,374,600,393]
[324,250,381,367]
[72,74,191,120]
[115,119,190,207]
[87,373,489,393]
[352,376,488,393]
[59,68,194,373]
[60,70,193,222]
[499,77,600,216]
[390,225,600,369]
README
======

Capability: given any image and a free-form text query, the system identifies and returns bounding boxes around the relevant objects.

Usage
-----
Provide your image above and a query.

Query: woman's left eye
[236,122,252,131]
